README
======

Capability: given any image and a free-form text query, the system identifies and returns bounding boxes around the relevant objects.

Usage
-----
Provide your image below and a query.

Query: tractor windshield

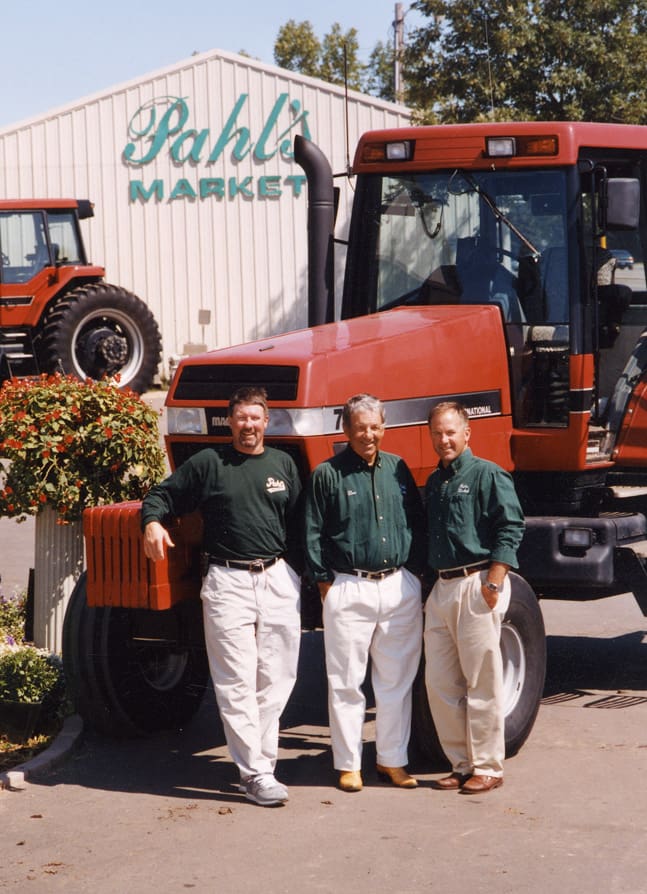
[343,168,570,328]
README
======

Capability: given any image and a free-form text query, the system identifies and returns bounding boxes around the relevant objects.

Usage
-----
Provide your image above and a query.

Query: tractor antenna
[483,12,496,119]
[344,44,352,178]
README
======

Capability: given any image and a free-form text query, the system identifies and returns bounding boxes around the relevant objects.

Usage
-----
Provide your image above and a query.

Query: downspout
[294,135,335,326]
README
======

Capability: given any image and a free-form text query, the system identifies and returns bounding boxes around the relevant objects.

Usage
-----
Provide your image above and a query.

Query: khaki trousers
[200,559,301,780]
[323,568,422,771]
[424,569,510,778]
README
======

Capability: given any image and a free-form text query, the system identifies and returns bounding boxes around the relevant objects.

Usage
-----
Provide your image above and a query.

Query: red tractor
[0,199,161,392]
[65,122,647,765]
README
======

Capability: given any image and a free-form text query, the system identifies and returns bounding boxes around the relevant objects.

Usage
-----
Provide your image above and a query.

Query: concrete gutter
[0,713,83,791]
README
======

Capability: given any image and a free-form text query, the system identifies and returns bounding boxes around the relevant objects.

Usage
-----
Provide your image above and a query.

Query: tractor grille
[173,364,300,401]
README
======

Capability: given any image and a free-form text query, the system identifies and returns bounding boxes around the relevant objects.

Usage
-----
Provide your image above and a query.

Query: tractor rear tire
[38,282,162,393]
[63,573,209,737]
[410,572,546,767]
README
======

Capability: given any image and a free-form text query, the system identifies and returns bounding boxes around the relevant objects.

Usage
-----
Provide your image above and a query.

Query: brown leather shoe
[432,772,471,791]
[338,770,363,792]
[460,774,503,794]
[376,764,418,788]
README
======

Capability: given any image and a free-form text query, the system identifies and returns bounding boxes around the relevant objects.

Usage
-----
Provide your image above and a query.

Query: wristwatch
[484,580,502,593]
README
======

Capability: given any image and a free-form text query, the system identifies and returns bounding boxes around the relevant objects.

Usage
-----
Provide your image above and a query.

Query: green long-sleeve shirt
[425,448,524,571]
[304,446,425,582]
[141,446,302,562]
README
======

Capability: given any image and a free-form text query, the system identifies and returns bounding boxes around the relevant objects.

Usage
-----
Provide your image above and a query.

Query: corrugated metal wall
[0,49,410,379]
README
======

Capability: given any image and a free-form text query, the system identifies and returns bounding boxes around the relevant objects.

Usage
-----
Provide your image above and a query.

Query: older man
[305,394,425,793]
[141,386,302,808]
[424,401,525,794]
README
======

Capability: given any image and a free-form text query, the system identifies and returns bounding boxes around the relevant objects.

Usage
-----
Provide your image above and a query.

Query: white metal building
[0,49,411,379]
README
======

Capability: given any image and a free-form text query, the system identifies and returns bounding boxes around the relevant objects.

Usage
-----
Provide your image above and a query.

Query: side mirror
[606,178,640,230]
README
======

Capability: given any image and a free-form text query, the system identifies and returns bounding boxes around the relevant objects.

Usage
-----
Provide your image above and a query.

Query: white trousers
[200,559,301,780]
[323,568,422,771]
[424,570,511,778]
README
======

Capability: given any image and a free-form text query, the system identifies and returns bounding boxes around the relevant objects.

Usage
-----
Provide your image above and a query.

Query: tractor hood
[169,304,512,418]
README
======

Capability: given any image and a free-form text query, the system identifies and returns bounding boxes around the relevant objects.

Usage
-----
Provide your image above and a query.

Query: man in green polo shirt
[141,386,302,808]
[305,393,425,793]
[424,400,524,794]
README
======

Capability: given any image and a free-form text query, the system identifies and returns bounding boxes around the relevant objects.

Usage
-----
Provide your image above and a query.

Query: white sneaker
[244,774,289,807]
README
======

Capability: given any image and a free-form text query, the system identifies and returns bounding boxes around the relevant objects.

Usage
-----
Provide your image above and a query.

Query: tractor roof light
[361,141,414,163]
[486,137,516,158]
[485,135,559,159]
[385,141,413,161]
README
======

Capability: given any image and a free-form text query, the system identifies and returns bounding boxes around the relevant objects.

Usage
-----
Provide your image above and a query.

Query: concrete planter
[33,507,84,653]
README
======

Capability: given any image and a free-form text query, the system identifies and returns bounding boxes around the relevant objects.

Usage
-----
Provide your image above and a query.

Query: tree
[273,21,364,90]
[364,40,396,102]
[274,20,321,78]
[319,24,363,90]
[403,0,647,124]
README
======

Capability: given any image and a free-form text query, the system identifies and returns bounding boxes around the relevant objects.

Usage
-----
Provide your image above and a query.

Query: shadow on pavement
[27,630,339,803]
[544,629,647,697]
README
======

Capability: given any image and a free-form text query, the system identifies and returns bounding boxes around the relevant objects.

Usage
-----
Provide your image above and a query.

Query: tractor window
[0,212,49,283]
[343,168,573,429]
[348,168,570,328]
[46,211,84,265]
[0,210,83,284]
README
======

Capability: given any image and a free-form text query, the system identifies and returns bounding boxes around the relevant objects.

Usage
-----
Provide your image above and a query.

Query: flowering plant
[0,374,166,522]
[0,642,63,704]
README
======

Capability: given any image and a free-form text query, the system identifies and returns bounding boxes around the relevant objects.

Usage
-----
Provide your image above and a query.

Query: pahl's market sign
[124,94,311,203]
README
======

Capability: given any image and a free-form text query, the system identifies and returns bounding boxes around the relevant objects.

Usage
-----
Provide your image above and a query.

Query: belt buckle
[249,560,264,573]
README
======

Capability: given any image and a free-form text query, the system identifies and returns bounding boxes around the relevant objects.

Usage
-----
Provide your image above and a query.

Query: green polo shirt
[304,445,425,582]
[141,445,302,562]
[425,448,524,571]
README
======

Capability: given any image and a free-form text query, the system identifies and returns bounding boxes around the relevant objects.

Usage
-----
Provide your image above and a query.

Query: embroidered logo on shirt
[266,477,287,493]
[458,483,470,494]
[347,489,357,496]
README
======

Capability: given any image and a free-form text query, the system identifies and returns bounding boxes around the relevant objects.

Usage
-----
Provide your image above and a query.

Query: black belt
[437,560,489,580]
[209,556,282,573]
[350,567,399,581]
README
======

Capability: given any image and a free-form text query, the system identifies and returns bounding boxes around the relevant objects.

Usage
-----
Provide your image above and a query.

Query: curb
[0,713,84,791]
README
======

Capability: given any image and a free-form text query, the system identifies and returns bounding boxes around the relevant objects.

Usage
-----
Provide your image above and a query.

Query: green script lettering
[171,128,211,164]
[255,96,311,161]
[124,97,188,165]
[208,94,252,163]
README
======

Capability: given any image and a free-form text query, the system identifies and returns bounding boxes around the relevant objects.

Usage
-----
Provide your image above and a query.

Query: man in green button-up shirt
[424,401,524,795]
[305,394,425,793]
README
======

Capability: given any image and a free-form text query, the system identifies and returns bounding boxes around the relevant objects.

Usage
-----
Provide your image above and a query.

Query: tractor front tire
[410,572,546,767]
[38,283,162,393]
[63,573,209,737]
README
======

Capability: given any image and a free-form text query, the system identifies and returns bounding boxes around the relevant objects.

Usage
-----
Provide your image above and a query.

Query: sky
[0,0,424,130]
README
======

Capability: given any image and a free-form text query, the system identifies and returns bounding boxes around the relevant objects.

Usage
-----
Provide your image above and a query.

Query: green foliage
[0,374,166,523]
[404,0,647,123]
[365,40,396,103]
[274,20,322,77]
[274,20,363,90]
[0,646,62,704]
[0,592,26,642]
[320,24,363,90]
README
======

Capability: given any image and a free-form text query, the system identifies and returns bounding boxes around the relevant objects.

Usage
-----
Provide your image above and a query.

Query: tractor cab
[338,124,647,505]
